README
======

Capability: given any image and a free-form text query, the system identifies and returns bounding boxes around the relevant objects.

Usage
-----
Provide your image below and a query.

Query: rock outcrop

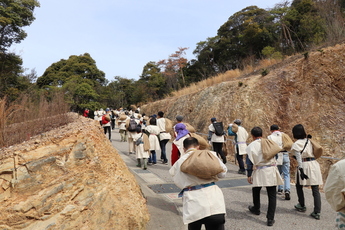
[0,114,149,229]
[142,43,345,180]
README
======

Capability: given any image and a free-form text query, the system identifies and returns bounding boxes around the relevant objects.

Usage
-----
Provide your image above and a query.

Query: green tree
[37,53,106,112]
[0,0,40,51]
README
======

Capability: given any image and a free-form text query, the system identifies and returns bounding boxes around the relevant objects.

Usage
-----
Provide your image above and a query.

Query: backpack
[213,122,224,136]
[101,115,110,125]
[127,119,139,131]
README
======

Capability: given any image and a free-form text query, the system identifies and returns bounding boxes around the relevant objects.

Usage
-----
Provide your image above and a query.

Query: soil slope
[142,43,345,180]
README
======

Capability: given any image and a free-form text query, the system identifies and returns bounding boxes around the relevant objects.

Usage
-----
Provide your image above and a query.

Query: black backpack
[213,122,224,136]
[128,119,139,131]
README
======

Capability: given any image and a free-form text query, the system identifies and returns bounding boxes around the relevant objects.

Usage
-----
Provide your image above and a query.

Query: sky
[11,0,282,81]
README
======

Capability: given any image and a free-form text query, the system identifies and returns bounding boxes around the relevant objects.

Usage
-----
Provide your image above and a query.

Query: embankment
[0,114,149,229]
[142,43,345,180]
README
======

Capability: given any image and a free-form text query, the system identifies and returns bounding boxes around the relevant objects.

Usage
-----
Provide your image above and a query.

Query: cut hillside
[142,43,345,181]
[0,114,149,229]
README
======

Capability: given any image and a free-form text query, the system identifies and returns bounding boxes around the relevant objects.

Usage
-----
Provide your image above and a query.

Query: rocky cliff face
[142,43,345,180]
[0,114,149,229]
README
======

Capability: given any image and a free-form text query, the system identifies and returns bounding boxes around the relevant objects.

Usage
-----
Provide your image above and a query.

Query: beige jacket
[246,139,283,187]
[291,139,323,186]
[324,159,345,213]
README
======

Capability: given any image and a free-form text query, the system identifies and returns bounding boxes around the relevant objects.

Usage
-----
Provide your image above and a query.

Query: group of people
[90,108,342,229]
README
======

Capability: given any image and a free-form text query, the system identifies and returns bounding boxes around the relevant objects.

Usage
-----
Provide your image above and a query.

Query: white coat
[324,159,345,213]
[246,139,283,187]
[267,131,284,165]
[291,139,323,186]
[157,118,171,140]
[169,149,227,224]
[208,123,225,143]
[132,132,150,159]
[145,125,161,151]
[237,126,249,155]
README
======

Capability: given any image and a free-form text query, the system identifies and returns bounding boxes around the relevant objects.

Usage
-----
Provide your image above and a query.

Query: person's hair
[270,124,279,131]
[157,111,164,117]
[149,118,157,125]
[183,137,199,149]
[251,126,262,137]
[125,111,129,115]
[292,124,307,139]
[135,110,139,113]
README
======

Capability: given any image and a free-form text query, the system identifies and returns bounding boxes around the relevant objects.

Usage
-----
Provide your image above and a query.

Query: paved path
[110,129,336,230]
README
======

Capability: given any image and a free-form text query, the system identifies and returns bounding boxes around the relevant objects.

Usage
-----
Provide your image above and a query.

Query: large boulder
[0,115,149,229]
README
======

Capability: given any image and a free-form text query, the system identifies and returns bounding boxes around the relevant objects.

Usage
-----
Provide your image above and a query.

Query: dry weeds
[172,58,281,97]
[0,92,72,148]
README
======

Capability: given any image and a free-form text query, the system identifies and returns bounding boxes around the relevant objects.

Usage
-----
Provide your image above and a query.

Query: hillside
[142,43,345,181]
[0,115,149,229]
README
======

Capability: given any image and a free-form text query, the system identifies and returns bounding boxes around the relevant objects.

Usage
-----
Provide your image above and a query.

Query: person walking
[132,127,150,170]
[157,111,171,164]
[228,119,248,174]
[101,109,112,140]
[208,117,226,164]
[145,117,160,165]
[169,137,227,230]
[246,126,283,227]
[268,124,291,200]
[291,124,323,220]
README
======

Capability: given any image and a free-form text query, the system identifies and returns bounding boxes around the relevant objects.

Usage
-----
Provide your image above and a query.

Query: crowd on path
[84,107,344,230]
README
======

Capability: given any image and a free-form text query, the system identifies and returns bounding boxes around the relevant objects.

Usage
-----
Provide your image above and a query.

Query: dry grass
[172,58,281,98]
[0,92,72,148]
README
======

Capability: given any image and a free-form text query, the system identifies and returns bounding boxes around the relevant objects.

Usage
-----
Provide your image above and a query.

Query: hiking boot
[294,203,306,212]
[310,212,320,220]
[248,205,260,215]
[285,191,291,200]
[267,219,275,226]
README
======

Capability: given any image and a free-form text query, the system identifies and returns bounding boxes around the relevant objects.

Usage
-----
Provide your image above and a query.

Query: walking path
[110,129,336,230]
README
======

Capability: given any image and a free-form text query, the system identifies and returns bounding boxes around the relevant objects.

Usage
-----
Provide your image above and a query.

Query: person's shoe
[285,191,291,200]
[163,161,168,165]
[143,167,147,170]
[294,203,306,212]
[267,219,275,226]
[238,170,246,175]
[277,189,283,195]
[248,206,260,215]
[310,212,320,220]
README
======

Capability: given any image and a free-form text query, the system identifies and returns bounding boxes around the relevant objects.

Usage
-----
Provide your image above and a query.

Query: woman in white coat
[291,124,323,220]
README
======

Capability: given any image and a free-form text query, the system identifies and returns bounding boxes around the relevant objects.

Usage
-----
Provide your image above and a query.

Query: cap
[234,119,242,125]
[211,117,217,122]
[176,115,184,122]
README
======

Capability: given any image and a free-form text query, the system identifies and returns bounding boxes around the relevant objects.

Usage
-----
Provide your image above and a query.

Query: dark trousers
[296,176,321,213]
[188,214,225,230]
[212,142,226,164]
[111,119,115,129]
[236,145,245,171]
[103,126,111,140]
[252,186,277,220]
[159,139,169,162]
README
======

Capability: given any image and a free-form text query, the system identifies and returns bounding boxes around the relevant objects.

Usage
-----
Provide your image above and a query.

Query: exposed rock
[0,116,149,229]
[142,43,345,182]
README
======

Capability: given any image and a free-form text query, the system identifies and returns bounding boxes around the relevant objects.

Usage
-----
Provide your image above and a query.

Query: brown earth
[142,43,345,182]
[0,114,149,229]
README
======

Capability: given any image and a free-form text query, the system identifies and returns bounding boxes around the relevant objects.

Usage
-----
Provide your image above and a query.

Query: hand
[299,168,309,180]
[247,176,252,184]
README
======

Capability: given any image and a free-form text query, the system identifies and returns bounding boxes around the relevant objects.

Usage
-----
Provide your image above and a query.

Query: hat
[175,123,189,141]
[234,119,242,125]
[176,115,184,122]
[106,108,110,112]
[211,117,217,122]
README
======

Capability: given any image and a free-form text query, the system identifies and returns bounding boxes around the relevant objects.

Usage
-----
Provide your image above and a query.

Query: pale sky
[11,0,282,81]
